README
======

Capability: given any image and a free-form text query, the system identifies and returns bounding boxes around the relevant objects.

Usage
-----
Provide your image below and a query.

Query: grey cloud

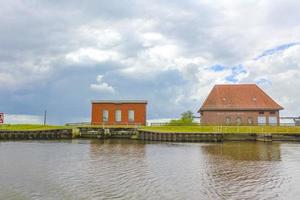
[1,0,300,123]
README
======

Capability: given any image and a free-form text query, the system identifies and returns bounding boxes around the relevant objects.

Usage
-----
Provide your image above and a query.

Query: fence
[149,122,298,127]
[65,122,142,128]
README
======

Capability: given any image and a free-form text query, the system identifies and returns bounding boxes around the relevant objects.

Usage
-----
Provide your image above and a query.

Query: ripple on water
[1,140,300,200]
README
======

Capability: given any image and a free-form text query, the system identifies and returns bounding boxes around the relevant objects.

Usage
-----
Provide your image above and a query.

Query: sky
[0,0,300,124]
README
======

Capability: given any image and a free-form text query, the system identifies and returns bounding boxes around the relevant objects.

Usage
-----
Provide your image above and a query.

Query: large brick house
[198,84,283,125]
[91,100,147,125]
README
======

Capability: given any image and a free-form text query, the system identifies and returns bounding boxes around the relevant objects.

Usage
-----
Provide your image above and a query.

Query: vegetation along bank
[1,124,300,142]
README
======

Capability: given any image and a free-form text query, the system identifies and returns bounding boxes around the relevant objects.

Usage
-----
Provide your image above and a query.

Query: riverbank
[0,124,73,140]
[138,125,300,142]
[0,124,70,131]
[139,125,300,134]
[3,124,299,134]
[1,124,300,142]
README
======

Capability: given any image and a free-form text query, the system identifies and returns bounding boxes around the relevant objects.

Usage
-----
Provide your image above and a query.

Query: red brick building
[91,100,147,125]
[198,84,283,125]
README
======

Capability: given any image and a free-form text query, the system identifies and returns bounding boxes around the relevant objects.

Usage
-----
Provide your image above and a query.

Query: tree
[169,110,195,125]
[180,111,193,123]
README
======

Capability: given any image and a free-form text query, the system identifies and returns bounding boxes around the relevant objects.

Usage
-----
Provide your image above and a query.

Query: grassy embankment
[0,124,70,131]
[76,124,138,128]
[139,125,300,134]
[2,124,300,134]
[0,124,136,138]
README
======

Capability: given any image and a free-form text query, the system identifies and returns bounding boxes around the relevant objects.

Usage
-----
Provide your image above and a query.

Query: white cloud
[0,61,53,90]
[79,26,122,48]
[3,114,43,124]
[65,48,121,64]
[140,32,164,47]
[1,0,300,121]
[242,44,300,116]
[90,75,115,93]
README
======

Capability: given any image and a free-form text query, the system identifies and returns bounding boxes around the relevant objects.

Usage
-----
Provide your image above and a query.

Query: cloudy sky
[1,0,300,124]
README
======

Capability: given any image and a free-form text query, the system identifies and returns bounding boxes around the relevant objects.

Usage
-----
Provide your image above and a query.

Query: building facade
[91,100,147,125]
[198,84,283,125]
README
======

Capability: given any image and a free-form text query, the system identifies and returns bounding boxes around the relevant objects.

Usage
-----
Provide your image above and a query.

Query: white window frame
[269,116,277,126]
[248,117,253,125]
[258,116,266,125]
[236,117,242,126]
[102,110,109,122]
[115,110,122,122]
[128,110,135,122]
[225,117,231,125]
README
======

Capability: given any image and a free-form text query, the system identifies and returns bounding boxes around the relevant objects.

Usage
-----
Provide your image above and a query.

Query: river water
[1,139,300,200]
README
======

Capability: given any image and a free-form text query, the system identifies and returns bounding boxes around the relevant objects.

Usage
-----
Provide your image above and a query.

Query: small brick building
[198,84,283,125]
[91,100,147,125]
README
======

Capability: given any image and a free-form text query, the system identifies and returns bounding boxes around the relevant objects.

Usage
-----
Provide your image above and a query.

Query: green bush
[168,111,197,126]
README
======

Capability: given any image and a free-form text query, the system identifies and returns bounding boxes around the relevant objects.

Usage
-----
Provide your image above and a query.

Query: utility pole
[44,110,47,126]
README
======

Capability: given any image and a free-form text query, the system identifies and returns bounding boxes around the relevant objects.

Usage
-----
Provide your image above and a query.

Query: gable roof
[198,84,283,112]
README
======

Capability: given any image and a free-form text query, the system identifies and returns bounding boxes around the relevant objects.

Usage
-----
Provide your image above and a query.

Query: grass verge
[0,124,71,131]
[139,125,300,134]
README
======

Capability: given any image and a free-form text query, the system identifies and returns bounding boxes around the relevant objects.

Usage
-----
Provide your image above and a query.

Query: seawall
[1,127,300,142]
[138,131,223,142]
[138,131,300,142]
[0,129,72,140]
[78,127,136,139]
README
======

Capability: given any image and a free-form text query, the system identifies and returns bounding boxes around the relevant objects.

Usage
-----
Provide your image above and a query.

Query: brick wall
[91,103,147,125]
[200,110,280,125]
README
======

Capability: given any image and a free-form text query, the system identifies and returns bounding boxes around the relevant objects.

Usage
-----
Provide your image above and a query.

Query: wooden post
[44,110,47,126]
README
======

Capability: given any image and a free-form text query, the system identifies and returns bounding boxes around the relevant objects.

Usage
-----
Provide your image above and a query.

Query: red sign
[0,113,4,124]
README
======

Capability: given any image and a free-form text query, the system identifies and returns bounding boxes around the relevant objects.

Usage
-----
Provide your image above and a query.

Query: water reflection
[200,142,285,199]
[202,141,281,161]
[0,140,299,200]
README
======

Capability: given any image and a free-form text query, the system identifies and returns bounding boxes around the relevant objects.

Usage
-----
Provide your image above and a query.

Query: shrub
[168,111,197,126]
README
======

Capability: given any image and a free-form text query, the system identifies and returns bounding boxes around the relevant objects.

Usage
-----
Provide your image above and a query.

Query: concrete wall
[0,129,72,140]
[138,131,300,142]
[78,127,136,139]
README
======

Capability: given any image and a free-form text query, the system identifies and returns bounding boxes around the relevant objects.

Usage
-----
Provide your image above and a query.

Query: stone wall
[0,129,72,140]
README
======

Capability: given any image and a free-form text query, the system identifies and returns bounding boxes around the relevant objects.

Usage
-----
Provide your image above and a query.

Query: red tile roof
[198,84,283,112]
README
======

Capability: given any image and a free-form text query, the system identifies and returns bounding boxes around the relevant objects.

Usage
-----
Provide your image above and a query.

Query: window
[248,117,253,125]
[258,116,266,125]
[225,117,231,125]
[128,110,135,122]
[115,110,121,122]
[102,110,109,122]
[269,116,277,126]
[236,117,242,125]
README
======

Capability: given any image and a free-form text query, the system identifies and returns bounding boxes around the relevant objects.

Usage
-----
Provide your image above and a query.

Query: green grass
[139,125,300,134]
[0,124,70,131]
[76,124,139,128]
[2,124,300,134]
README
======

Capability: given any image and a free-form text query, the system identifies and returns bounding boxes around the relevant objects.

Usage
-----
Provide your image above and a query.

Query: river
[1,139,300,200]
